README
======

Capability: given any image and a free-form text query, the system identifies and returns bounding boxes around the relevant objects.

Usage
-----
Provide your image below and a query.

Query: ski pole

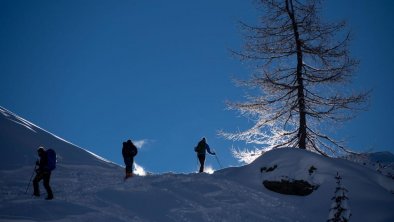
[213,151,223,169]
[25,164,37,194]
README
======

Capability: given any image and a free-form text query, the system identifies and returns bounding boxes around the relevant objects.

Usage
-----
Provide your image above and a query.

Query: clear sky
[1,0,394,173]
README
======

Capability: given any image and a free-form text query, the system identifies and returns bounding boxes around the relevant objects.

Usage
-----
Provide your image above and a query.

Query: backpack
[123,142,138,157]
[130,144,138,157]
[195,142,205,153]
[46,149,57,171]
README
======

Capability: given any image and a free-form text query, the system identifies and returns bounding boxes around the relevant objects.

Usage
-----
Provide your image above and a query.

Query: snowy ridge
[1,106,394,221]
[0,106,116,168]
[344,151,394,180]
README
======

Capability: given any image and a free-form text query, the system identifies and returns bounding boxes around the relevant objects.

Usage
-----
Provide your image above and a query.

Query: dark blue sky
[1,0,393,173]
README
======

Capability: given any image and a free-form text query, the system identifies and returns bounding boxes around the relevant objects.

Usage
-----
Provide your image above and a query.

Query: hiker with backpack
[33,146,55,200]
[122,139,138,179]
[194,137,215,173]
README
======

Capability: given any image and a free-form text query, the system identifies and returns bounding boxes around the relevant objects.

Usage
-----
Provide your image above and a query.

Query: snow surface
[1,106,394,222]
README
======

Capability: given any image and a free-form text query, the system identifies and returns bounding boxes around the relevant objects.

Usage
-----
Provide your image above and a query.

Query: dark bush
[263,179,319,196]
[308,165,317,175]
[261,165,277,173]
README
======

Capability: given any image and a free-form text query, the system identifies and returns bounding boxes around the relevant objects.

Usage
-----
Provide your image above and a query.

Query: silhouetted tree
[221,0,369,160]
[328,172,351,222]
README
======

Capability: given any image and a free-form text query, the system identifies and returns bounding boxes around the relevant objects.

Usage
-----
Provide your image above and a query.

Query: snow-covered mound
[1,106,393,222]
[216,148,394,221]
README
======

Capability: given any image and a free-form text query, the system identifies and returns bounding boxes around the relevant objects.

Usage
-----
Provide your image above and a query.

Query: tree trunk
[286,0,306,149]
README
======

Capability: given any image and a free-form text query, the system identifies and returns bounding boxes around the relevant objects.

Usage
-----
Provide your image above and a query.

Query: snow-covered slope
[217,148,394,221]
[1,106,393,222]
[0,106,122,221]
[0,106,116,169]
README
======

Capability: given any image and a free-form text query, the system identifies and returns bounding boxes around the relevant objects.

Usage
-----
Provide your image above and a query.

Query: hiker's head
[127,139,133,145]
[201,137,206,143]
[37,146,45,156]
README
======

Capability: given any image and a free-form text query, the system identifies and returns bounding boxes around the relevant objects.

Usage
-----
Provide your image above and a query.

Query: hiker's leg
[43,172,53,199]
[198,155,205,173]
[124,158,133,178]
[126,165,132,175]
[32,173,43,196]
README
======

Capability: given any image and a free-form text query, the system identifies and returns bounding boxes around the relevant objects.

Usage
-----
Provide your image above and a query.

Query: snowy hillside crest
[1,106,394,222]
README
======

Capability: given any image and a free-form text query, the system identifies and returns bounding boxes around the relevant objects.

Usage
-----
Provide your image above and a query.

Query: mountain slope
[345,151,394,179]
[1,106,393,222]
[0,106,122,221]
[0,106,116,169]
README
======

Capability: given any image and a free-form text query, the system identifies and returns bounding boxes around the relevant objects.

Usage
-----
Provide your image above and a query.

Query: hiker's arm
[206,145,215,155]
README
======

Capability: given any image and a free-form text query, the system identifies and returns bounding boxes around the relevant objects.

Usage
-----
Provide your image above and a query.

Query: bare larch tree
[222,0,369,159]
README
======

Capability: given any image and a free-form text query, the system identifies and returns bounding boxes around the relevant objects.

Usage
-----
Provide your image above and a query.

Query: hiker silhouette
[122,139,138,179]
[194,137,215,173]
[32,146,54,200]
